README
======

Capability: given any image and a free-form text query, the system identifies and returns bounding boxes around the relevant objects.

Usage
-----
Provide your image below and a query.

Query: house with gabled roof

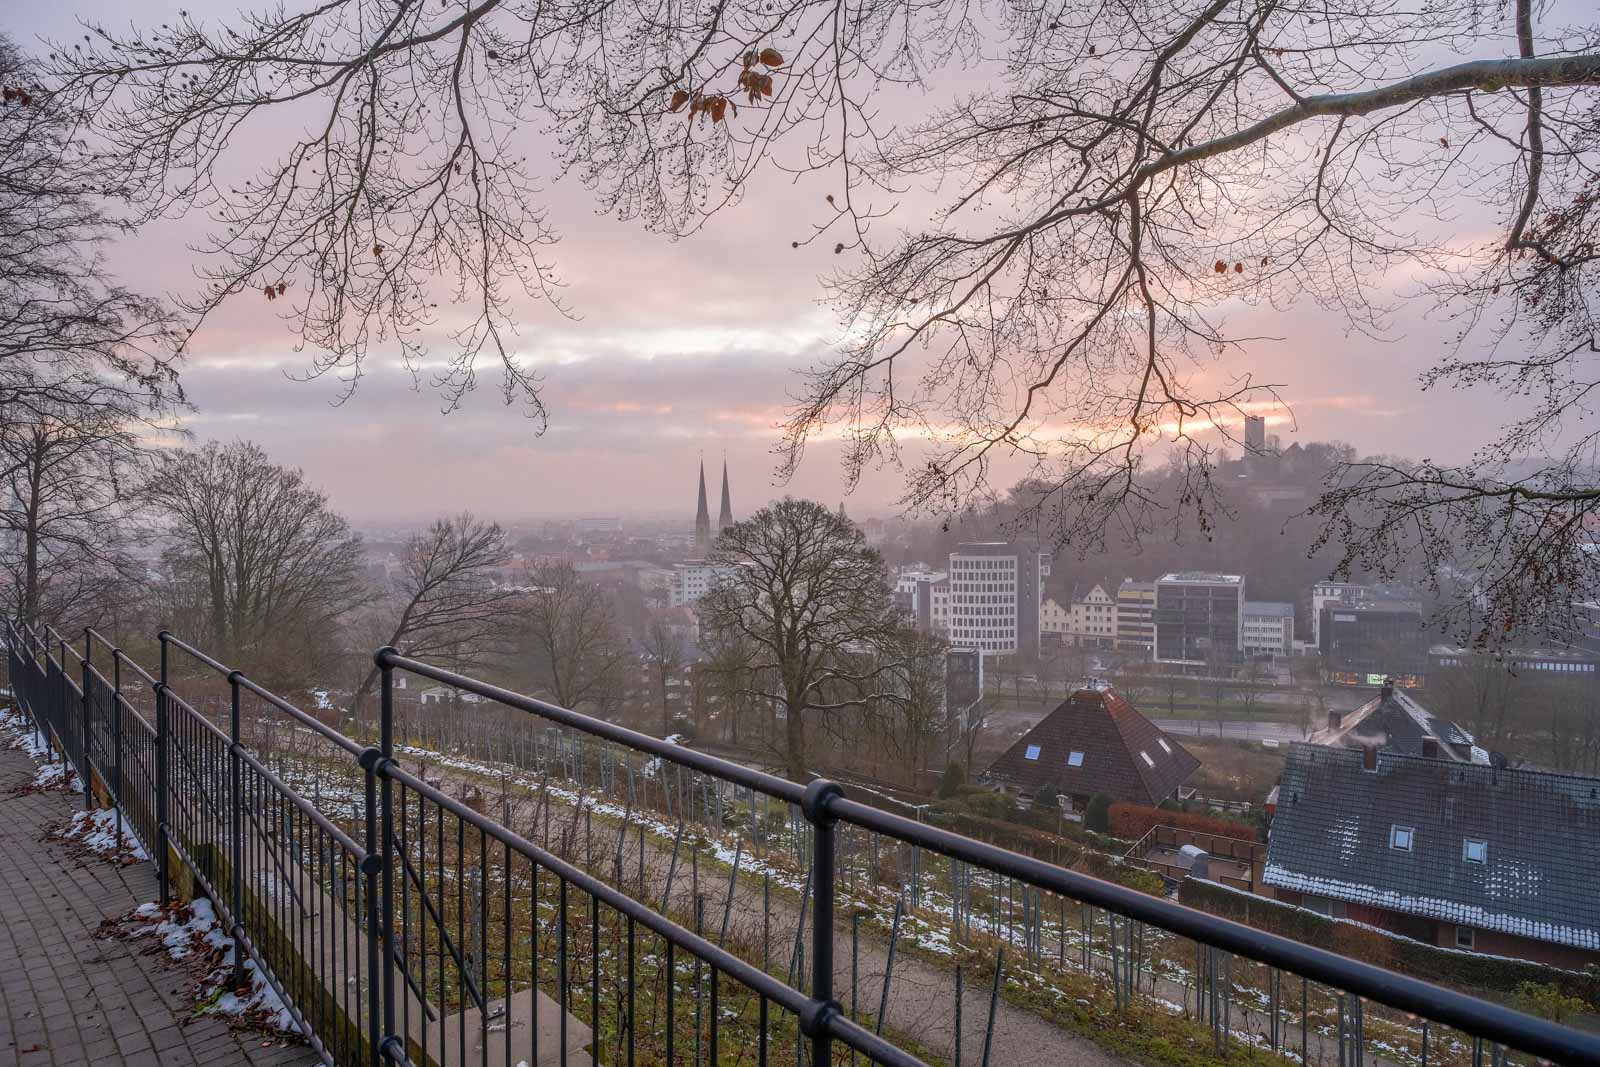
[982,684,1200,809]
[1313,683,1490,765]
[1261,742,1600,969]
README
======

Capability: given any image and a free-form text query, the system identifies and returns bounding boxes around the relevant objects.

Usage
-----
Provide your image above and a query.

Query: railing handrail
[378,649,808,805]
[382,649,1600,1066]
[9,621,1600,1067]
[162,631,366,758]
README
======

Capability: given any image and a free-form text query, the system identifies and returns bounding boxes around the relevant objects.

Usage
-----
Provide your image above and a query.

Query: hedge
[1108,802,1255,842]
[1177,877,1600,1006]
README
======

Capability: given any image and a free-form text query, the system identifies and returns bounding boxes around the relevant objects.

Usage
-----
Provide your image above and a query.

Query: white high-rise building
[945,542,1051,655]
[669,560,738,608]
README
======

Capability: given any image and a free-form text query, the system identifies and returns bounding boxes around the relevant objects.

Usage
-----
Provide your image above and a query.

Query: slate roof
[1316,691,1486,764]
[983,686,1200,805]
[1264,743,1600,949]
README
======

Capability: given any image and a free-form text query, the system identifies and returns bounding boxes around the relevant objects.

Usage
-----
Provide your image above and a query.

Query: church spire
[694,456,712,555]
[718,456,733,531]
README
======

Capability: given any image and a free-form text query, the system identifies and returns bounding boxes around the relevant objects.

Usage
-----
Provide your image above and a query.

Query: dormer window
[1390,825,1414,851]
[1024,744,1041,761]
[1462,839,1487,864]
[1067,751,1085,767]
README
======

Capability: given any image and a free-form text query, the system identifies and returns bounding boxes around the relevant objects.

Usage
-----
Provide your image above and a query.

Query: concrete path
[0,738,321,1067]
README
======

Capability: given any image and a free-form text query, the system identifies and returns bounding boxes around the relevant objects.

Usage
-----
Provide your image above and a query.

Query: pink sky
[11,1,1519,525]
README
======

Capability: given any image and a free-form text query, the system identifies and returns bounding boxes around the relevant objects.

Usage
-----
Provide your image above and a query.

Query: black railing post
[376,647,398,1062]
[112,647,123,849]
[360,742,383,1067]
[802,778,844,1067]
[81,630,94,811]
[156,633,170,905]
[56,635,67,768]
[228,669,246,990]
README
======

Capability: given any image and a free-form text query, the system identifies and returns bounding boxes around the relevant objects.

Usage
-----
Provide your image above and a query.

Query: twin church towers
[694,457,734,556]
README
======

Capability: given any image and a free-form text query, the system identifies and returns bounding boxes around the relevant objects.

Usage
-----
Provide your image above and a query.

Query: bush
[1084,793,1112,833]
[936,761,965,799]
[1034,784,1059,812]
[1074,850,1166,895]
[1513,981,1588,1023]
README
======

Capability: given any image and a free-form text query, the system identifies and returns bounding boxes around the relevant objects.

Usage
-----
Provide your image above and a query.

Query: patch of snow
[58,806,149,861]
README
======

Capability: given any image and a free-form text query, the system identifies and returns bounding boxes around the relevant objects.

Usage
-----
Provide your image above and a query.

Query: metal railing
[5,618,1598,1067]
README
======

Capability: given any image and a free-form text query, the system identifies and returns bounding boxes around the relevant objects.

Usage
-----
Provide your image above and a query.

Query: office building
[1241,601,1295,658]
[1153,572,1245,667]
[1319,598,1427,686]
[945,542,1051,655]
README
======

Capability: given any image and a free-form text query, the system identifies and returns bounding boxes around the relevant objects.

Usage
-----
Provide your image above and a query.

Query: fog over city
[3,3,1599,1067]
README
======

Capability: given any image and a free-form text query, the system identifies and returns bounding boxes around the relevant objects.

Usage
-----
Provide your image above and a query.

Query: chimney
[1327,710,1342,731]
[1362,745,1378,771]
[1380,678,1395,702]
[1422,738,1440,759]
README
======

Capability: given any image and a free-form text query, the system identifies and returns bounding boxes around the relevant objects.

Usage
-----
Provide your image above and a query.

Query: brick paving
[0,740,323,1067]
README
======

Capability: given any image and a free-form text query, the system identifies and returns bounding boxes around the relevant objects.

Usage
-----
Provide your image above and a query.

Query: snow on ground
[0,706,83,793]
[56,806,149,862]
[124,898,300,1033]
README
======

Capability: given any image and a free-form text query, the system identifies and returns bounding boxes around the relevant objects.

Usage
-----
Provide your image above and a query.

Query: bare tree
[1430,655,1519,753]
[701,628,759,746]
[518,562,628,715]
[1237,658,1271,721]
[698,498,902,779]
[50,2,1600,638]
[152,441,367,679]
[0,34,176,413]
[642,613,686,735]
[354,513,518,714]
[0,390,158,631]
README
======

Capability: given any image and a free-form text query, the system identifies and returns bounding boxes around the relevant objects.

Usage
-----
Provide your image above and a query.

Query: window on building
[1455,926,1475,950]
[1139,750,1155,767]
[1024,744,1041,761]
[1462,839,1487,864]
[1158,738,1173,755]
[1389,825,1414,851]
[1067,751,1085,767]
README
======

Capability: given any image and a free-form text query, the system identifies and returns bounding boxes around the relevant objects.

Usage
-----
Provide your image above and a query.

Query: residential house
[1313,683,1489,765]
[983,684,1201,809]
[1261,742,1600,969]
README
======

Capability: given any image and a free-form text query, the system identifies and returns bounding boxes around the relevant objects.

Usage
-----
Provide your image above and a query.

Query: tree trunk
[784,694,807,780]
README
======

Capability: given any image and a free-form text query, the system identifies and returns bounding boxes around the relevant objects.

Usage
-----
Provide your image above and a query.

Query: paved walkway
[0,740,321,1067]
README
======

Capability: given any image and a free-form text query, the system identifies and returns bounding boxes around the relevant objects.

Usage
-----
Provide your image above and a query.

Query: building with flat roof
[945,542,1051,656]
[1154,572,1245,667]
[1115,579,1156,656]
[1241,601,1295,658]
[1319,598,1426,686]
[669,560,739,608]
